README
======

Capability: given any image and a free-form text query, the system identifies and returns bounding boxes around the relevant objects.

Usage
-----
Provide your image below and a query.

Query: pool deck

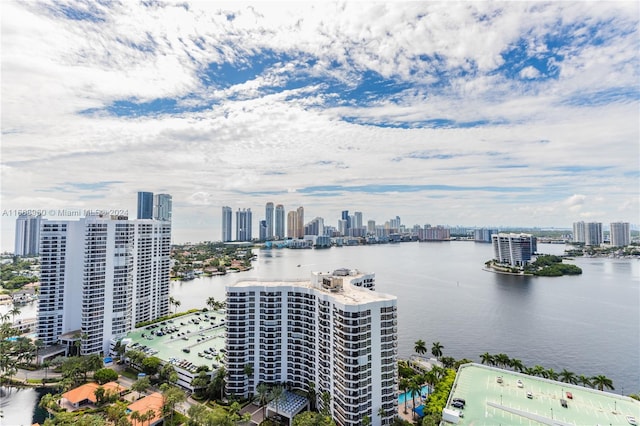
[447,363,640,425]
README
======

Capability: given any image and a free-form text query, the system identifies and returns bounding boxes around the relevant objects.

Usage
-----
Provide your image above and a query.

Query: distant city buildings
[225,269,397,426]
[492,233,537,267]
[610,222,630,247]
[153,193,172,221]
[235,208,252,241]
[221,206,233,242]
[137,191,154,219]
[38,212,171,355]
[275,204,285,239]
[14,214,42,256]
[474,228,498,243]
[265,202,274,240]
[585,222,603,246]
[137,191,172,221]
[573,221,603,246]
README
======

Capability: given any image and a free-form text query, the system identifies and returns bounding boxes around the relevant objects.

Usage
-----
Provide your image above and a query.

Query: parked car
[452,398,466,405]
[560,399,568,408]
[517,379,524,388]
[526,391,533,399]
[496,376,503,384]
[452,401,465,409]
[627,415,638,425]
[566,391,573,399]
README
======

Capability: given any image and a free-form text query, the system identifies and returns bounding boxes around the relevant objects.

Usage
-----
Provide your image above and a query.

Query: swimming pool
[414,405,425,417]
[398,385,429,404]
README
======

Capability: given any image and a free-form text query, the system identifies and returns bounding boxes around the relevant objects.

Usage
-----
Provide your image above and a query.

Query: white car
[627,415,638,425]
[517,379,523,388]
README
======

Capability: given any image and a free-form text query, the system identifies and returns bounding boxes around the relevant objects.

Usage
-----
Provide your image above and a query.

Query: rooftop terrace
[447,364,639,426]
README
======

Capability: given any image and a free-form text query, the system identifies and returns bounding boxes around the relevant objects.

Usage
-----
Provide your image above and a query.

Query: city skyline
[2,2,639,251]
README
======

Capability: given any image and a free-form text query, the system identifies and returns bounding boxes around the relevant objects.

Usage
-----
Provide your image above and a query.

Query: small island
[485,254,582,276]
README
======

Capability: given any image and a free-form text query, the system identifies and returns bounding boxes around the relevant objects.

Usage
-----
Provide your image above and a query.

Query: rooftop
[127,392,163,426]
[448,364,640,426]
[230,270,395,305]
[123,310,226,373]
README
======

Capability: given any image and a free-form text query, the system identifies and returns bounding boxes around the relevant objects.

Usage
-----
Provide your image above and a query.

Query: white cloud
[1,1,638,249]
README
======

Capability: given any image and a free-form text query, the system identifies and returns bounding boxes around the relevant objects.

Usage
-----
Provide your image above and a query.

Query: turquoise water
[398,385,429,404]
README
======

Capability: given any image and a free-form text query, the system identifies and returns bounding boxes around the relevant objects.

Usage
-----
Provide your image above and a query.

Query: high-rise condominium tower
[14,214,42,256]
[296,206,304,238]
[225,269,397,426]
[610,222,630,247]
[492,233,536,267]
[585,222,603,246]
[153,193,172,221]
[265,202,274,240]
[38,213,171,355]
[275,204,285,240]
[222,206,233,242]
[137,191,154,219]
[287,210,298,238]
[572,221,586,243]
[235,208,252,241]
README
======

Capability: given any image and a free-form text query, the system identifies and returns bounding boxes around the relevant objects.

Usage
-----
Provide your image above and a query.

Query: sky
[1,1,639,250]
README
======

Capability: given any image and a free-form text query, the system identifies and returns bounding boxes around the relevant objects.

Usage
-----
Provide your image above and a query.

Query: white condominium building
[225,269,397,426]
[492,233,536,267]
[38,214,171,355]
[610,222,630,247]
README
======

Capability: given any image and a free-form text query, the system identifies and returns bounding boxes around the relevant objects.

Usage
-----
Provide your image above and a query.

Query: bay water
[2,242,638,424]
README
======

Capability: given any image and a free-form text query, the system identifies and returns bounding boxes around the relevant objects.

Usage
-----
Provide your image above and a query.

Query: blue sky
[1,1,638,248]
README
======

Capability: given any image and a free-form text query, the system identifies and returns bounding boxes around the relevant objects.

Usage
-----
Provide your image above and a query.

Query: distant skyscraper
[573,221,586,243]
[585,222,603,246]
[287,210,297,238]
[275,204,285,239]
[367,220,376,234]
[610,222,630,247]
[353,211,363,229]
[259,220,267,241]
[265,202,274,240]
[153,194,172,221]
[296,206,304,238]
[341,210,351,234]
[235,208,252,241]
[38,214,171,355]
[137,191,154,219]
[222,206,233,242]
[14,214,42,256]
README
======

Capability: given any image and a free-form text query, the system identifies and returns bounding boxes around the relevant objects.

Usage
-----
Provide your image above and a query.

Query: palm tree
[532,365,546,377]
[9,306,21,324]
[414,340,427,357]
[362,415,371,426]
[578,375,593,388]
[244,363,254,396]
[494,353,510,369]
[591,375,615,391]
[377,406,386,422]
[479,352,494,366]
[270,385,285,418]
[510,358,524,373]
[307,381,317,412]
[546,368,559,381]
[408,379,422,419]
[400,378,410,413]
[320,391,331,417]
[207,297,217,310]
[256,383,271,419]
[559,369,578,384]
[431,341,444,360]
